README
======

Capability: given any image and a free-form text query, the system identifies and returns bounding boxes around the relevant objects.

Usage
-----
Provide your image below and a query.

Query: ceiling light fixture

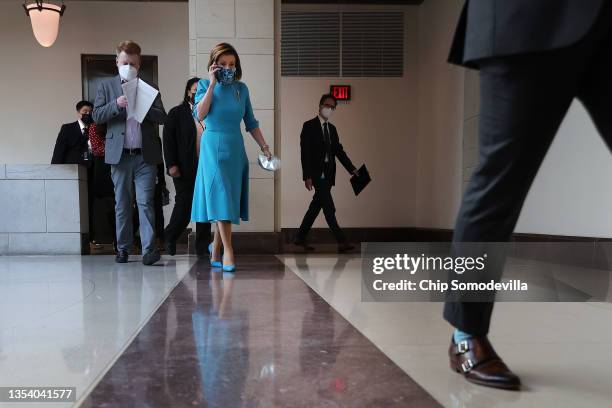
[23,1,66,47]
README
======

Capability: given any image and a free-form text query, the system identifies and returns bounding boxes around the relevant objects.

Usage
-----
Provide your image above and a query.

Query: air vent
[281,12,341,77]
[281,11,404,77]
[342,12,404,77]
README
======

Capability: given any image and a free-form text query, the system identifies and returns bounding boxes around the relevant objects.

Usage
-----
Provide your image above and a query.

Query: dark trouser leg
[164,177,211,255]
[165,177,195,244]
[195,222,212,256]
[577,18,612,154]
[443,52,583,336]
[317,180,347,244]
[87,165,95,242]
[296,181,323,241]
[94,157,117,247]
[154,184,164,242]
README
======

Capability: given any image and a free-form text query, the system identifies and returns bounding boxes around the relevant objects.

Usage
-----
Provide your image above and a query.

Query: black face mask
[81,113,94,126]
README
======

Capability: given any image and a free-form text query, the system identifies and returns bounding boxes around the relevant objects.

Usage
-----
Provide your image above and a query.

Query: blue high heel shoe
[223,264,236,272]
[208,243,222,268]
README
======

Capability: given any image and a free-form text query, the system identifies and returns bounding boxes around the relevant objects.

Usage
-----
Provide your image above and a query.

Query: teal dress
[191,79,259,224]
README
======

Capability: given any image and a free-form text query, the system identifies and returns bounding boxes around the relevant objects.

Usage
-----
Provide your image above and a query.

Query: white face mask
[118,64,138,81]
[321,107,334,120]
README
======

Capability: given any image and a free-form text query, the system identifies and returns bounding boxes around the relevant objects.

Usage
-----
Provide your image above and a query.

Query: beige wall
[279,6,419,229]
[515,102,612,237]
[0,0,189,164]
[414,0,465,230]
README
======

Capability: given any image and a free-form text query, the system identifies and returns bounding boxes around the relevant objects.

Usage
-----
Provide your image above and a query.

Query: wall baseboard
[188,231,281,254]
[408,228,612,243]
[186,227,612,255]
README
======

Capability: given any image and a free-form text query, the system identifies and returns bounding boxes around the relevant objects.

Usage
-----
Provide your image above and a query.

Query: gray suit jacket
[448,0,604,68]
[93,75,167,165]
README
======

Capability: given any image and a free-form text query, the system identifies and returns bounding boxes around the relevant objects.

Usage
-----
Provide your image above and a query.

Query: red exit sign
[330,85,351,101]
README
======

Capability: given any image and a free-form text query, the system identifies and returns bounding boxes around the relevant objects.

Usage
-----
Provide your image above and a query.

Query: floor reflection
[81,256,439,407]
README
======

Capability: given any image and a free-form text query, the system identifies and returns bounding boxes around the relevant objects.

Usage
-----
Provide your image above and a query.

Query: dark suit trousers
[154,183,165,242]
[164,177,211,255]
[297,178,347,244]
[90,156,116,245]
[444,6,612,336]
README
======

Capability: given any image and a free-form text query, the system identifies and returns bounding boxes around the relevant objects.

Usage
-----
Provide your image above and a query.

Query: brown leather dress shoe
[449,336,521,390]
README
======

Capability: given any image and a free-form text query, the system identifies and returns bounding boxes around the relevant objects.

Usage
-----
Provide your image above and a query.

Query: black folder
[350,164,371,196]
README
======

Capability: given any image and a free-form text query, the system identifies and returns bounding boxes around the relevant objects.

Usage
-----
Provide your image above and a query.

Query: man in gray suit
[93,40,167,265]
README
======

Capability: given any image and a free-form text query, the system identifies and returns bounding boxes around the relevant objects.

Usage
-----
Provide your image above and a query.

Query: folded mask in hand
[258,154,280,171]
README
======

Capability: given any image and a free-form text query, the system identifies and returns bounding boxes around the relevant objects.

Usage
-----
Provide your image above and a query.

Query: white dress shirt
[318,115,332,179]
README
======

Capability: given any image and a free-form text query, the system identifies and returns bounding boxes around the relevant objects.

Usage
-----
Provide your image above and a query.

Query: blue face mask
[216,67,236,85]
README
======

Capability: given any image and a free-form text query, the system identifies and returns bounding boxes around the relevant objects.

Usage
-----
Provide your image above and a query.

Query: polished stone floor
[80,255,438,407]
[0,255,196,408]
[279,254,612,408]
[0,254,439,407]
[3,253,611,407]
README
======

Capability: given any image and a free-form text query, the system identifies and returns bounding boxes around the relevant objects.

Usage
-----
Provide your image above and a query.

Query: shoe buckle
[457,340,469,353]
[461,359,474,373]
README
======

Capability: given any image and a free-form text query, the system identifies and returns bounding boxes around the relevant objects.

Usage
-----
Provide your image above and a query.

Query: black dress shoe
[293,239,314,251]
[115,250,129,263]
[338,243,355,253]
[449,336,521,390]
[165,241,177,256]
[143,250,161,266]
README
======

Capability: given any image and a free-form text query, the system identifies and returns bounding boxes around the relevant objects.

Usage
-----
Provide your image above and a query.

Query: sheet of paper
[121,79,159,123]
[134,80,159,123]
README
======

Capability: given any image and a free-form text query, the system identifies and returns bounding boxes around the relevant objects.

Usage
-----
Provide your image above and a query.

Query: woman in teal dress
[192,43,272,271]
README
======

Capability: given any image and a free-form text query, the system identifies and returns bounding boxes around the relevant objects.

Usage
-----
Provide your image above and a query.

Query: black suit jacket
[163,101,198,180]
[448,0,605,68]
[51,121,90,165]
[300,117,355,186]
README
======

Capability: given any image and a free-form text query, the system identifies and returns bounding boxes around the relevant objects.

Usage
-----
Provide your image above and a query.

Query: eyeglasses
[322,104,336,110]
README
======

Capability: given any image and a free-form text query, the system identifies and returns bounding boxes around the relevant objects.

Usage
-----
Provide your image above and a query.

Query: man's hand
[116,95,128,109]
[168,165,181,178]
[305,178,313,191]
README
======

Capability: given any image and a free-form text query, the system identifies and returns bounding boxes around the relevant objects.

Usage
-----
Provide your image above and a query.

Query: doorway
[81,54,159,102]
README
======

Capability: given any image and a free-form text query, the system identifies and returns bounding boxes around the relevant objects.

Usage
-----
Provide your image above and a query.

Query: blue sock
[453,328,474,344]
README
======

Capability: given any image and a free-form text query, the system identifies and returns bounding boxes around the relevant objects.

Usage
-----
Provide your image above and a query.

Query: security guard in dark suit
[51,100,94,166]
